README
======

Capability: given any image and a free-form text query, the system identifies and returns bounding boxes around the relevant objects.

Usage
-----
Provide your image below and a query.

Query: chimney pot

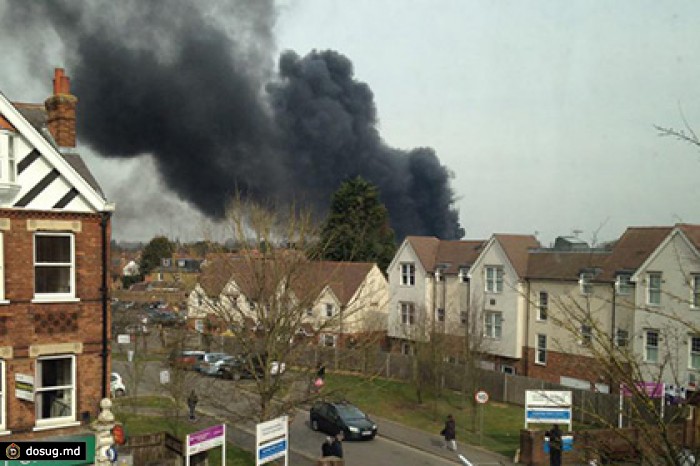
[53,68,65,95]
[46,68,77,148]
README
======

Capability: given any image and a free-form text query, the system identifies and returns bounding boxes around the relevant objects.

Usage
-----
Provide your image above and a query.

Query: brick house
[0,69,114,439]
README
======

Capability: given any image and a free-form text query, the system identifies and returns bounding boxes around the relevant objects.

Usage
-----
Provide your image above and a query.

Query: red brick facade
[2,209,110,439]
[523,346,606,387]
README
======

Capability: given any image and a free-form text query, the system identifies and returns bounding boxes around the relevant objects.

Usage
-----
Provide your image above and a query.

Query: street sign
[475,390,489,404]
[525,390,572,430]
[256,416,288,466]
[117,334,131,344]
[185,424,226,466]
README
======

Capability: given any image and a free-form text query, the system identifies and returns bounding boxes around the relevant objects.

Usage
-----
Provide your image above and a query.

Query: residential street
[113,360,480,465]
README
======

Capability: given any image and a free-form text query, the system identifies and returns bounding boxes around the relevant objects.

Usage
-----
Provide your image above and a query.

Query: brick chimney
[45,68,78,148]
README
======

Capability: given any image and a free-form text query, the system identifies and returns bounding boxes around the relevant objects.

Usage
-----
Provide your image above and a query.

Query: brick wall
[523,346,605,386]
[0,209,110,439]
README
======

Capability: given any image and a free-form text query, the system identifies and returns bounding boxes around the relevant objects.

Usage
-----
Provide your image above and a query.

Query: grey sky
[275,0,700,245]
[3,1,700,245]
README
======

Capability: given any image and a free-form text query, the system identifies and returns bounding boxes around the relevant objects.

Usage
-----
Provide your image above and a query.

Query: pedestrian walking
[330,432,343,458]
[547,424,562,466]
[321,436,334,457]
[441,414,457,451]
[316,361,326,380]
[187,389,198,421]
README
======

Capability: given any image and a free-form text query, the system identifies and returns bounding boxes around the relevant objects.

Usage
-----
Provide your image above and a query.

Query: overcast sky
[3,1,700,246]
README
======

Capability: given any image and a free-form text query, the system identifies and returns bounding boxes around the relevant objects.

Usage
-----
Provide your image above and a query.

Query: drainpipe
[610,281,617,388]
[100,212,112,400]
[524,279,531,376]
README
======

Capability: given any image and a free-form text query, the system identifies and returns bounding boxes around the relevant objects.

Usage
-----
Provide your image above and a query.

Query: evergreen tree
[139,236,174,277]
[320,177,396,272]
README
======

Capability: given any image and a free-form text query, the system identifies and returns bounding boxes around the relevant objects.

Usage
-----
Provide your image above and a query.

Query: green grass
[114,410,254,465]
[321,373,524,457]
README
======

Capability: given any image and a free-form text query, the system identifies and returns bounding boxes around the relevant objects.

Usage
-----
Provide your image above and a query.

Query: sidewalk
[375,415,516,466]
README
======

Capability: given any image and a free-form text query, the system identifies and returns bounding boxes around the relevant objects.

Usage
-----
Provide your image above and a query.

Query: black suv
[309,401,377,440]
[218,354,265,380]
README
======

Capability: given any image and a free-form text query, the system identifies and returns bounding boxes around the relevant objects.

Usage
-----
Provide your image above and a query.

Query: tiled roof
[494,234,540,277]
[678,224,700,251]
[526,250,610,281]
[599,227,672,280]
[406,236,485,274]
[198,257,376,306]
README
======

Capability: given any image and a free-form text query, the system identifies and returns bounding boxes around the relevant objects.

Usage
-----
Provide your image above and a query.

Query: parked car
[219,353,286,380]
[110,372,126,397]
[170,350,206,370]
[194,352,229,372]
[198,353,233,376]
[309,401,377,440]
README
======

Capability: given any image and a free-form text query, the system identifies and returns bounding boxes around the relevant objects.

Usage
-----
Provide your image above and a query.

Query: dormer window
[616,273,633,295]
[0,131,19,202]
[579,272,593,295]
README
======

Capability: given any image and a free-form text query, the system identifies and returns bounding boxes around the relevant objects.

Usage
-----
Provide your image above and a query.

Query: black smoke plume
[2,0,463,240]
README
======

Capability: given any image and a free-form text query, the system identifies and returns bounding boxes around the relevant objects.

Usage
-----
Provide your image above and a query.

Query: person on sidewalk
[321,436,334,457]
[330,432,343,458]
[187,389,199,421]
[441,414,457,451]
[547,424,562,466]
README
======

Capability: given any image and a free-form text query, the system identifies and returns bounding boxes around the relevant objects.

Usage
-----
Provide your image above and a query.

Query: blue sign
[544,435,574,453]
[527,409,571,421]
[258,440,287,460]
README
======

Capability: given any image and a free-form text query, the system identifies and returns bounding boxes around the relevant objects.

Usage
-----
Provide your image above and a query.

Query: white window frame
[485,266,504,293]
[436,307,445,322]
[400,263,415,286]
[690,336,700,370]
[580,324,593,346]
[484,311,502,339]
[458,268,468,283]
[615,328,629,347]
[692,275,700,309]
[400,302,415,325]
[0,131,17,184]
[35,354,76,428]
[647,273,662,306]
[536,334,547,365]
[325,303,334,318]
[0,360,5,432]
[33,232,75,302]
[644,329,659,363]
[579,272,593,295]
[616,274,633,295]
[537,291,548,321]
[194,319,204,333]
[321,334,337,348]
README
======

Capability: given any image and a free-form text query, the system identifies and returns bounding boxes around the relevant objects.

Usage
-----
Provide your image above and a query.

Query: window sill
[31,297,80,304]
[33,420,80,432]
[535,361,546,366]
[0,300,9,305]
[0,430,10,437]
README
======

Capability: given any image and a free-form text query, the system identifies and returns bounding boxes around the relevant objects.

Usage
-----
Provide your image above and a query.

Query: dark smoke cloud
[2,0,463,240]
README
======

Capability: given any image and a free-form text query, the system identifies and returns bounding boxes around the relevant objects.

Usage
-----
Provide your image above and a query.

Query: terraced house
[0,69,114,440]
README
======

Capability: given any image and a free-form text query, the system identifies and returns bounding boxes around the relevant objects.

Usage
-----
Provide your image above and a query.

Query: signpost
[256,416,288,466]
[185,424,226,466]
[525,390,572,431]
[475,390,489,445]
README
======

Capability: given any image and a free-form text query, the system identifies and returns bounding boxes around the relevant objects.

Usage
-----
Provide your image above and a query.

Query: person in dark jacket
[187,390,198,421]
[330,432,343,458]
[321,436,334,457]
[548,424,562,466]
[441,414,457,451]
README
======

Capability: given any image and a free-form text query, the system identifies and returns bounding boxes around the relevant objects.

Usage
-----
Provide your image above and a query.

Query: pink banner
[620,382,664,398]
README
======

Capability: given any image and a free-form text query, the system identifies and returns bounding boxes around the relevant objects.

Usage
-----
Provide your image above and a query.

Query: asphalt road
[114,359,459,465]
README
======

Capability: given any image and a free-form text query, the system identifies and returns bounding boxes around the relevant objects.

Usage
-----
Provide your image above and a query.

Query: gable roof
[599,226,672,280]
[312,261,376,305]
[0,92,111,212]
[494,234,541,277]
[406,236,485,274]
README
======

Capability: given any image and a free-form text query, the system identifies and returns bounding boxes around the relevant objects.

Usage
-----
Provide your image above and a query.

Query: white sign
[117,334,131,344]
[185,424,226,466]
[475,390,489,404]
[160,370,170,384]
[525,390,572,430]
[15,373,34,402]
[256,416,288,466]
[525,390,572,407]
